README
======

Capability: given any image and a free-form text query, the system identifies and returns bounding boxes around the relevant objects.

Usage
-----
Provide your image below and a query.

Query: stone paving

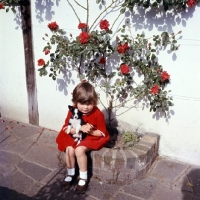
[0,118,200,200]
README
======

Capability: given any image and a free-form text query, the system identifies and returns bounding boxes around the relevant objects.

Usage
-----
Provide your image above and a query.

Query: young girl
[56,82,110,194]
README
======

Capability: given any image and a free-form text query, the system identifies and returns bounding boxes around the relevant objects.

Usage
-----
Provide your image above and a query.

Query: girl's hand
[63,126,68,134]
[80,123,93,133]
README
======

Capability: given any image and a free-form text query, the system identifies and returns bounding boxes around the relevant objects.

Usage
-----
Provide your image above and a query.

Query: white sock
[78,170,87,186]
[65,168,75,182]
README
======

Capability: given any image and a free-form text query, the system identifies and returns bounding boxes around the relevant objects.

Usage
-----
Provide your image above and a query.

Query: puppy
[64,105,85,144]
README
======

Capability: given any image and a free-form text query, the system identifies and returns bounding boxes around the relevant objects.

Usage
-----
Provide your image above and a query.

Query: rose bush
[2,0,198,125]
[38,15,182,124]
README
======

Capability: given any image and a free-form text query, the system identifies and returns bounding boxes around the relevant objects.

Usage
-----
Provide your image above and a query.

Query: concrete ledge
[90,133,160,183]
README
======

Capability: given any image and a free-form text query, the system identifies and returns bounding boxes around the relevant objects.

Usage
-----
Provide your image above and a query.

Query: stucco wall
[0,1,200,165]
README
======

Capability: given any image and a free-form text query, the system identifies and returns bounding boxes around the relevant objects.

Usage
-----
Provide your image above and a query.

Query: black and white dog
[64,105,85,144]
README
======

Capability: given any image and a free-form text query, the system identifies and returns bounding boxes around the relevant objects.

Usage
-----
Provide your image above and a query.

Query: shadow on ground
[181,168,200,200]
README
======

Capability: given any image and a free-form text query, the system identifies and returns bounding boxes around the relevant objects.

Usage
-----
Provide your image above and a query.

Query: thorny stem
[78,54,83,80]
[89,0,119,31]
[74,0,87,10]
[110,12,122,30]
[86,0,89,26]
[66,0,81,23]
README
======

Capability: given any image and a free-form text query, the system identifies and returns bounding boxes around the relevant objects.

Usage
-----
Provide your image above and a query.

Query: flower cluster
[187,0,196,7]
[120,64,130,75]
[78,23,87,29]
[48,21,59,31]
[99,19,110,31]
[38,18,181,117]
[117,43,130,54]
[78,31,90,44]
[0,3,4,9]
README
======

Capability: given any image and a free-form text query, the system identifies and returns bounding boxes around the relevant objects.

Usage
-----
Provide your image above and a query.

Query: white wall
[0,1,200,165]
[0,7,29,123]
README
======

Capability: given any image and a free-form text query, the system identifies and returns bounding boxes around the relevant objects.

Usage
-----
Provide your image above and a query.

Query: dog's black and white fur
[64,105,85,145]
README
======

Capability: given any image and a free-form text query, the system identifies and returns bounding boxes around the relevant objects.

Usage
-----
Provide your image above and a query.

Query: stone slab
[122,177,158,199]
[0,171,34,193]
[115,192,142,200]
[0,130,18,147]
[187,167,200,196]
[0,186,34,200]
[0,165,16,177]
[17,160,52,181]
[40,167,66,185]
[23,182,45,198]
[0,122,6,133]
[172,174,193,192]
[86,178,121,199]
[149,158,188,187]
[6,120,43,138]
[149,187,193,200]
[2,134,39,156]
[0,150,22,166]
[37,129,58,149]
[32,179,84,200]
[24,144,59,170]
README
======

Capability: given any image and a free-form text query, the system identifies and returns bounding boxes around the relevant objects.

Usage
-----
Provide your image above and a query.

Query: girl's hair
[72,82,98,106]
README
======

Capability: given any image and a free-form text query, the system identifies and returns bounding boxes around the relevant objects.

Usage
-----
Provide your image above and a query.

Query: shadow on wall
[8,1,198,120]
[181,168,200,200]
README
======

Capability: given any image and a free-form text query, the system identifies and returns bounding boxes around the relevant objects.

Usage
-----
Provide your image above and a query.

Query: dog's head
[68,105,82,119]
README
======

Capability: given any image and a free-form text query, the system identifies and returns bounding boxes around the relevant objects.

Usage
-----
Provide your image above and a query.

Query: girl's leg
[75,146,91,194]
[75,146,90,172]
[65,146,75,169]
[64,146,76,190]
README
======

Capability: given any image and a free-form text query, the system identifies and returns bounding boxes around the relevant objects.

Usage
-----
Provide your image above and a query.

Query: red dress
[56,106,110,151]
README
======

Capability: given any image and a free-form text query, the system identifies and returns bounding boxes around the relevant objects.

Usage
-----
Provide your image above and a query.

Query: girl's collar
[82,110,92,115]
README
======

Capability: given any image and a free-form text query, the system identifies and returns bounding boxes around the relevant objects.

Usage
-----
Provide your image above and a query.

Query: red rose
[187,0,196,7]
[99,57,106,64]
[120,64,130,74]
[78,32,90,44]
[44,49,50,55]
[151,85,159,95]
[0,3,5,9]
[37,59,45,66]
[48,21,59,31]
[100,19,110,31]
[78,23,87,29]
[161,71,170,82]
[117,43,130,54]
[82,79,87,82]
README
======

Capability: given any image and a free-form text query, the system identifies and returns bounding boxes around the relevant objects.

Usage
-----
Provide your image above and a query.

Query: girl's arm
[67,123,103,137]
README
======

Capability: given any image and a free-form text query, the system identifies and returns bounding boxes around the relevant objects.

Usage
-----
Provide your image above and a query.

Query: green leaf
[120,8,126,14]
[96,0,101,4]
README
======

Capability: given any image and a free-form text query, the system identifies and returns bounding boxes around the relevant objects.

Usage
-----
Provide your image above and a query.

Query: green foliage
[121,0,200,12]
[38,22,181,120]
[121,130,141,149]
[0,0,21,13]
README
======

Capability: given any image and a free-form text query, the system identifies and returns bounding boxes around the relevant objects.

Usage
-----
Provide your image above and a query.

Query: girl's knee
[75,146,87,156]
[66,146,75,156]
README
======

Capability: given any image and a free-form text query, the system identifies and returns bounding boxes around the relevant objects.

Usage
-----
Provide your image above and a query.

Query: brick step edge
[58,132,160,183]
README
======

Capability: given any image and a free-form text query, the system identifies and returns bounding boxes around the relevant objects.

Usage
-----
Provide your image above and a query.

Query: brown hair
[72,82,98,106]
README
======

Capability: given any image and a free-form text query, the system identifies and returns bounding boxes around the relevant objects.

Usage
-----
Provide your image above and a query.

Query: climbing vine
[1,0,198,125]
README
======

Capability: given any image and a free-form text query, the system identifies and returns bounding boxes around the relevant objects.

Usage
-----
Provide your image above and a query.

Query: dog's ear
[68,105,73,112]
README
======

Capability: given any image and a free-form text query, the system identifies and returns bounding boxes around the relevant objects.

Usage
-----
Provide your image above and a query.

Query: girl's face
[77,102,94,114]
